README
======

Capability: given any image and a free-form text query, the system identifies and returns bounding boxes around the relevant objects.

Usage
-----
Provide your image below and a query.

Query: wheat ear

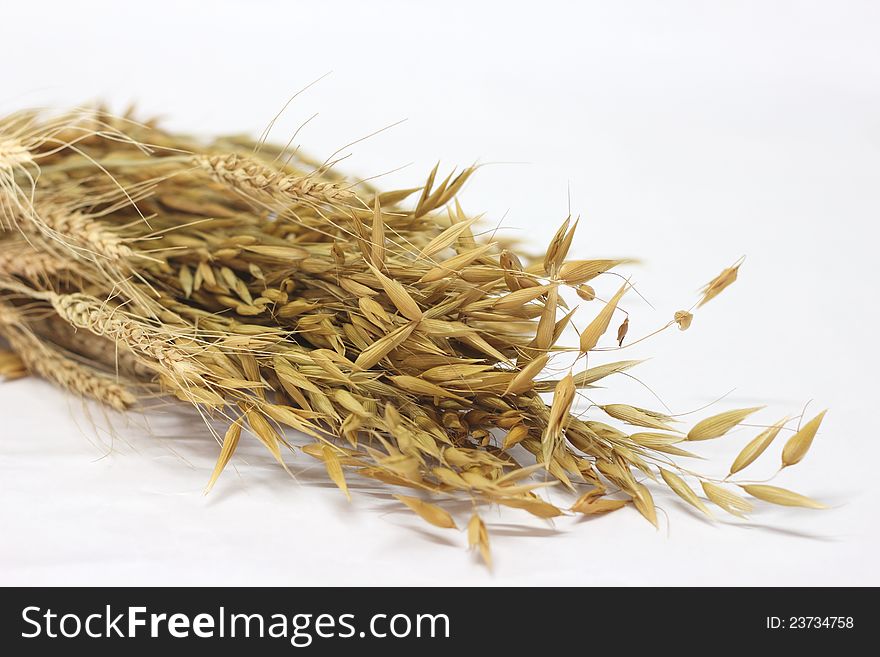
[0,303,135,410]
[195,153,353,205]
[50,293,197,378]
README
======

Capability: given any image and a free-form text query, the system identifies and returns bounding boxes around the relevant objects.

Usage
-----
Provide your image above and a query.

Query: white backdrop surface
[1,0,878,586]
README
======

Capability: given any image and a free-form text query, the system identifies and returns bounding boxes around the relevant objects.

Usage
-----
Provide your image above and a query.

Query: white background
[1,0,878,586]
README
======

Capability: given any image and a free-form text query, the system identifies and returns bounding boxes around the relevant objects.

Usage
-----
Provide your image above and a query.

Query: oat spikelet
[543,372,575,463]
[204,419,243,494]
[323,446,351,500]
[729,418,787,474]
[395,495,457,529]
[674,310,693,330]
[467,513,491,567]
[781,410,826,467]
[702,481,753,518]
[504,353,548,395]
[571,489,628,515]
[558,259,629,285]
[698,259,741,307]
[579,281,628,352]
[632,483,658,528]
[659,468,713,518]
[687,406,763,441]
[741,484,827,509]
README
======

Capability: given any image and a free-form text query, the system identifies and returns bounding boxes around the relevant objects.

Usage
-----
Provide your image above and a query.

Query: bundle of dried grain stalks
[0,107,827,565]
